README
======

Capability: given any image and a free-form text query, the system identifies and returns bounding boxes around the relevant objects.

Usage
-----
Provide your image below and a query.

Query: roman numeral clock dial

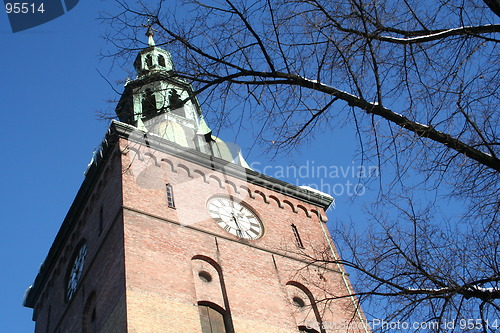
[207,197,264,240]
[66,243,88,302]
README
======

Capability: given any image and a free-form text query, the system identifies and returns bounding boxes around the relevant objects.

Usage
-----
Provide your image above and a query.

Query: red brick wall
[121,138,368,333]
[31,136,368,333]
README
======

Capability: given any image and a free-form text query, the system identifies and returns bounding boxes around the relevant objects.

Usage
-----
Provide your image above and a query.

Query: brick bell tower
[23,29,369,333]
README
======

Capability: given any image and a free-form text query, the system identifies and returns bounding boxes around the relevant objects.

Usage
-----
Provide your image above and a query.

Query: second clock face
[207,197,263,240]
[66,243,87,302]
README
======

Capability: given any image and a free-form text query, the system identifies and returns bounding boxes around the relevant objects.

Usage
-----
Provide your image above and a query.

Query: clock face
[207,197,263,240]
[66,243,88,301]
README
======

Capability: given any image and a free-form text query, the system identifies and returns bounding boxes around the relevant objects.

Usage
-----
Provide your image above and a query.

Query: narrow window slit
[166,183,175,208]
[291,224,304,248]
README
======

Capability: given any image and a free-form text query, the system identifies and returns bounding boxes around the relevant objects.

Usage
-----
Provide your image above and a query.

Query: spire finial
[145,26,156,47]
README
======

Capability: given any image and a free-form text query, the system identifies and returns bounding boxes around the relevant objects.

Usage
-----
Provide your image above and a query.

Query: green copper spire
[133,28,174,77]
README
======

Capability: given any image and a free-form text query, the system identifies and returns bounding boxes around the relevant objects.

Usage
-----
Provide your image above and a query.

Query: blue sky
[0,2,376,331]
[1,2,115,330]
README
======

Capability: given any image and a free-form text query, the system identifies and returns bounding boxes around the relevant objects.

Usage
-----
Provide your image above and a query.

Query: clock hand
[231,213,243,237]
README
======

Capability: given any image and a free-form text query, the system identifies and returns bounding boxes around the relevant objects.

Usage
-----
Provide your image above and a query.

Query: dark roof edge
[112,120,334,209]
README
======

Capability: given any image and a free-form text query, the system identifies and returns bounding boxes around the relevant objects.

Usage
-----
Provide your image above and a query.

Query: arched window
[141,89,157,119]
[145,54,153,68]
[168,89,185,117]
[198,302,227,333]
[192,256,235,333]
[286,281,325,333]
[158,55,166,67]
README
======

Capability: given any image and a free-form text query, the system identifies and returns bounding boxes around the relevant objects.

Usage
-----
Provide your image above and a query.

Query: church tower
[24,30,369,333]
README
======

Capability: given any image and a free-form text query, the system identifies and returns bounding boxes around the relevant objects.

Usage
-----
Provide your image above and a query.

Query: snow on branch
[376,24,500,44]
